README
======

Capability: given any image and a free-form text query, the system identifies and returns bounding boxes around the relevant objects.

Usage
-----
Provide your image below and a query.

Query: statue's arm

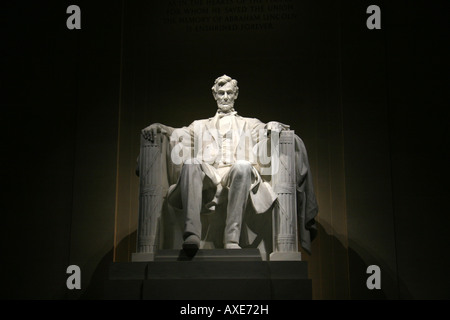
[264,121,290,132]
[142,123,175,142]
[248,117,290,132]
[249,118,290,142]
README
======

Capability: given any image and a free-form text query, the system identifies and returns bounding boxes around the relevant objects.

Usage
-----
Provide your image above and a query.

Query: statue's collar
[216,109,237,118]
[210,109,238,132]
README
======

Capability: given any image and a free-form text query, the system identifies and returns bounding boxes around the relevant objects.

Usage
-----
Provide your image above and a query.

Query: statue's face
[216,82,237,112]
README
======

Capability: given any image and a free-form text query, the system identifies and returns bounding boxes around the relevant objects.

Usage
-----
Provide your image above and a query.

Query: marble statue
[138,75,318,259]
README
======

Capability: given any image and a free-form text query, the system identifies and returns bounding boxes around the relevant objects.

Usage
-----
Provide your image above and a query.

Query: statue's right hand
[142,123,167,142]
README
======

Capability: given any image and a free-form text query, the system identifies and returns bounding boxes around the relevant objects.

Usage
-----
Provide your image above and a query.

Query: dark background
[2,0,449,300]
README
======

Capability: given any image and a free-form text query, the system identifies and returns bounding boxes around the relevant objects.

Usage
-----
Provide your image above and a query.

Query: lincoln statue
[141,75,317,255]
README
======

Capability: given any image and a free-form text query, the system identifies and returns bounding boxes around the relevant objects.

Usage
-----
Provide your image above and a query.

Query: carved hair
[211,74,239,99]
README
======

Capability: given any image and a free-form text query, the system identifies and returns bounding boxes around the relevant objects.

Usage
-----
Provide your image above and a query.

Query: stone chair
[132,130,308,261]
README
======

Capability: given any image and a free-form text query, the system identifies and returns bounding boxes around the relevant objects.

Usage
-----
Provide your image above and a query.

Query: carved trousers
[180,160,252,245]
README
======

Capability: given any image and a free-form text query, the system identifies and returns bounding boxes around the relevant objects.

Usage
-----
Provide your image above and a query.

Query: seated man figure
[143,75,288,252]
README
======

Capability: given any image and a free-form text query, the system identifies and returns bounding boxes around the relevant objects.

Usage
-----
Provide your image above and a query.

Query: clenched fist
[265,121,289,133]
[142,123,168,142]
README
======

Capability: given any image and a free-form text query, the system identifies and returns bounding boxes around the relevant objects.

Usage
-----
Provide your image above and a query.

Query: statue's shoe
[183,234,200,256]
[224,243,241,249]
[205,186,224,211]
[205,199,218,210]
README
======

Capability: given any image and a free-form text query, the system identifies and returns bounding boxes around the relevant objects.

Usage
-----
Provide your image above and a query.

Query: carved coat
[166,112,277,214]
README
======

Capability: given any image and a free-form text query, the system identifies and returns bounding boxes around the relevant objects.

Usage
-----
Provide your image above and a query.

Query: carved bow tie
[217,110,237,118]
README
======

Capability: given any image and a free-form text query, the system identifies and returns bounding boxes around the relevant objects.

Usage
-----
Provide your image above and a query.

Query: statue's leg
[224,160,252,248]
[179,159,205,243]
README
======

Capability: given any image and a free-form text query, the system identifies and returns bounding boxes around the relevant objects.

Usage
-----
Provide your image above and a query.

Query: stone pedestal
[269,251,302,261]
[105,249,312,300]
[131,252,154,262]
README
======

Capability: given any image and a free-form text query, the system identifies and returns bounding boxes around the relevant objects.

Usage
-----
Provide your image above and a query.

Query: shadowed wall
[2,0,448,300]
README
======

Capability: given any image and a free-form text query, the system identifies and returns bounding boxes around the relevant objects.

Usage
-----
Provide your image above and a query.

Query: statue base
[269,251,302,261]
[132,248,268,261]
[105,249,312,300]
[131,252,154,262]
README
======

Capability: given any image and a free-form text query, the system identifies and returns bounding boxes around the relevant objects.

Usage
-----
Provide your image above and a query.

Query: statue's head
[211,74,239,113]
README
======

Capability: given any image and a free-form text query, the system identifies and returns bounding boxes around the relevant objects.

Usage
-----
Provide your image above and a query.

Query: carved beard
[217,101,235,113]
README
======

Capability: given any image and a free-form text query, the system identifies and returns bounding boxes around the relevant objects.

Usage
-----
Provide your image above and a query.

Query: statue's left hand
[265,121,290,133]
[142,123,168,142]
